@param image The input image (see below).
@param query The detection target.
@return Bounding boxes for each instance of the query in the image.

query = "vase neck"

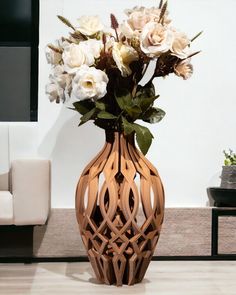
[105,130,135,146]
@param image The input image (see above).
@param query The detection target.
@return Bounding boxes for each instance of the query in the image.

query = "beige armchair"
[0,159,50,226]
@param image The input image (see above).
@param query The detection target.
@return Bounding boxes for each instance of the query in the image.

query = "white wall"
[1,0,236,207]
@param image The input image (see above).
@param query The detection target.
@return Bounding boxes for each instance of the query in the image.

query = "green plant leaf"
[134,123,154,155]
[97,111,117,119]
[115,90,132,111]
[134,95,159,113]
[142,107,166,123]
[125,105,142,120]
[94,119,116,130]
[122,117,136,135]
[73,100,95,115]
[133,83,159,112]
[79,108,97,126]
[122,117,153,155]
[95,101,106,111]
[135,83,155,99]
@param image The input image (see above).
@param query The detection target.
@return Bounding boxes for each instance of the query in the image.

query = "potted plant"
[207,150,236,207]
[221,149,236,189]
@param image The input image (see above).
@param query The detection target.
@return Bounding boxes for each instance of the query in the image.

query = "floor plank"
[0,261,235,294]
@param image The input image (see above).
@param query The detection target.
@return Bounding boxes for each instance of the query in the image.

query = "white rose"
[46,48,62,65]
[46,82,65,103]
[171,30,190,59]
[140,22,173,57]
[76,15,103,36]
[112,42,139,77]
[122,7,171,38]
[174,59,193,80]
[79,39,103,59]
[50,65,72,95]
[128,11,152,31]
[120,9,154,39]
[62,43,94,73]
[72,65,108,100]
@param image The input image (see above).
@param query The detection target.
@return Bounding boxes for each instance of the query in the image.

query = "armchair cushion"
[11,159,50,225]
[0,191,13,225]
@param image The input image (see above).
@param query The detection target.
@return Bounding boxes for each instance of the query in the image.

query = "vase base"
[88,249,153,286]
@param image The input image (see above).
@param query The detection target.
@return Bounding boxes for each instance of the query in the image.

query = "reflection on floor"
[0,261,236,294]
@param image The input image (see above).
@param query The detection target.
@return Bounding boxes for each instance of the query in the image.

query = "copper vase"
[75,131,165,286]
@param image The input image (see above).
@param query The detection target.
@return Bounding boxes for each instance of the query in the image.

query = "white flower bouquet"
[46,1,201,154]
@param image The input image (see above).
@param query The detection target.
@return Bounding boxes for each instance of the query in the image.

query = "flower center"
[149,29,164,46]
[83,80,94,88]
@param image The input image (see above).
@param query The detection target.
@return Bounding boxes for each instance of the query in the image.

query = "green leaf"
[134,123,154,155]
[122,117,136,135]
[97,111,117,119]
[94,119,116,130]
[122,117,153,155]
[135,83,155,99]
[134,95,159,113]
[142,107,166,124]
[125,105,142,120]
[95,101,106,111]
[134,83,159,112]
[67,107,76,111]
[73,100,95,115]
[79,108,97,126]
[115,90,132,111]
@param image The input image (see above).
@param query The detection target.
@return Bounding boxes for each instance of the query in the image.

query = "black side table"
[212,208,236,257]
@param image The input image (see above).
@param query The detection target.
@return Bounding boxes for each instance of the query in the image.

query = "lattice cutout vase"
[76,132,165,286]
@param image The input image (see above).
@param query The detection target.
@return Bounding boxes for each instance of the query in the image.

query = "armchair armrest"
[11,159,51,225]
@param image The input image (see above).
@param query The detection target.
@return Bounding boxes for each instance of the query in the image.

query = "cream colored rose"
[79,39,103,59]
[128,11,153,31]
[62,43,94,74]
[171,30,190,59]
[120,7,163,39]
[46,48,62,65]
[112,42,139,77]
[140,22,173,57]
[174,59,193,80]
[120,11,152,39]
[50,65,72,93]
[46,82,64,103]
[72,65,108,100]
[77,15,103,36]
[123,6,171,28]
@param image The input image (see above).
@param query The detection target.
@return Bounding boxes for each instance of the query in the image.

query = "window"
[0,0,39,121]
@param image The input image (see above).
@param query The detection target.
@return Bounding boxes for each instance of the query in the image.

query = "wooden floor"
[0,261,236,294]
